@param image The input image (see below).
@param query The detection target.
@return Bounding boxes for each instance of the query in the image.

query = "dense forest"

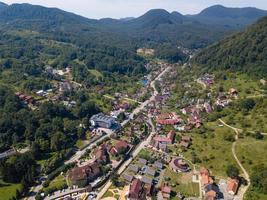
[0,86,100,152]
[193,16,267,78]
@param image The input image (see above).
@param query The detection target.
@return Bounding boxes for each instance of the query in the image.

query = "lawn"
[43,174,67,193]
[0,180,21,200]
[164,168,199,198]
[211,73,263,98]
[183,121,239,177]
[88,69,103,79]
[75,139,89,150]
[235,137,267,175]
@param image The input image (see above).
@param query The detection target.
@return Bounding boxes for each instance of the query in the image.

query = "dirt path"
[219,119,251,200]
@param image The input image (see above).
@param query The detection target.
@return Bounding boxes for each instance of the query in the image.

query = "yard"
[0,180,21,200]
[43,174,67,193]
[164,168,199,198]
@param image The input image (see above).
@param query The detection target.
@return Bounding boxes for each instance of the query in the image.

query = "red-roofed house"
[109,140,129,156]
[161,186,171,200]
[128,179,145,200]
[227,178,239,195]
[156,112,182,125]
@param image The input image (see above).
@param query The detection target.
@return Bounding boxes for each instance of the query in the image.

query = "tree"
[111,174,119,187]
[226,165,239,178]
[255,132,264,140]
[50,132,66,151]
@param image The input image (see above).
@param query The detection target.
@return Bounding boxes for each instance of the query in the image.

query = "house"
[90,113,118,129]
[15,92,35,105]
[204,184,220,200]
[229,88,238,97]
[144,183,154,197]
[154,161,163,170]
[129,164,140,173]
[187,114,202,128]
[180,136,192,149]
[197,74,214,87]
[200,168,213,188]
[139,158,148,165]
[152,130,176,149]
[109,140,129,156]
[123,173,134,183]
[169,158,190,172]
[145,168,156,177]
[161,185,171,200]
[93,145,109,164]
[180,141,190,149]
[227,178,239,195]
[156,112,182,125]
[181,106,199,115]
[128,179,146,200]
[68,162,101,186]
[59,81,73,92]
[141,176,153,185]
[204,102,213,113]
[260,79,266,85]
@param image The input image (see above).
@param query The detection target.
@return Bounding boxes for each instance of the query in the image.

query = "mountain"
[0,3,146,77]
[0,1,7,11]
[189,5,267,28]
[193,16,267,77]
[100,9,231,49]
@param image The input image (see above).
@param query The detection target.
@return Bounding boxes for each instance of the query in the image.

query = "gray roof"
[146,168,156,177]
[139,158,148,165]
[154,161,163,169]
[123,173,133,182]
[90,113,115,123]
[129,164,139,173]
[141,176,153,185]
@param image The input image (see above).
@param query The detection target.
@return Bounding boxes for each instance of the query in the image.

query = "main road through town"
[25,66,171,200]
[95,67,171,200]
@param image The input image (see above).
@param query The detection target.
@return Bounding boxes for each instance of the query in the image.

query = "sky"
[2,0,267,19]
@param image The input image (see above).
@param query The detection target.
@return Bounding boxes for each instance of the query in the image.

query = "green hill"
[189,5,267,28]
[193,16,267,78]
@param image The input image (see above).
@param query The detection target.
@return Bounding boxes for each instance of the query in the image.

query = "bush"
[226,165,239,178]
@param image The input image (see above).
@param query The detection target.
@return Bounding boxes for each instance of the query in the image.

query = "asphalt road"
[25,66,171,200]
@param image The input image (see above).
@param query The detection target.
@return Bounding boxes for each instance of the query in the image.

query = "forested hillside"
[189,5,267,28]
[193,16,267,78]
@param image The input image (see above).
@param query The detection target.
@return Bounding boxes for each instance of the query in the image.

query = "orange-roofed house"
[227,178,239,195]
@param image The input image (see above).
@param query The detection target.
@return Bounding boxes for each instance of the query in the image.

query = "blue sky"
[2,0,267,19]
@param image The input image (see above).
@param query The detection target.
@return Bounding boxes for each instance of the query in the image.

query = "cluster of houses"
[68,162,102,187]
[197,74,215,88]
[150,130,176,152]
[200,168,240,200]
[110,100,131,119]
[15,92,36,105]
[69,140,130,187]
[123,158,166,200]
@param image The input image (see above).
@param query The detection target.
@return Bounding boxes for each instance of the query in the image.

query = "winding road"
[219,119,251,200]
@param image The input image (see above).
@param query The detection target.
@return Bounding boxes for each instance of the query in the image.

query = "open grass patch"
[183,121,239,177]
[164,168,199,197]
[0,180,21,200]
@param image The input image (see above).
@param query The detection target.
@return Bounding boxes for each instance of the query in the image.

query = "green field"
[0,180,21,200]
[88,69,103,79]
[164,168,199,199]
[183,121,239,177]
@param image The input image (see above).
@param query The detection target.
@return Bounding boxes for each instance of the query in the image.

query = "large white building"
[90,113,117,129]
